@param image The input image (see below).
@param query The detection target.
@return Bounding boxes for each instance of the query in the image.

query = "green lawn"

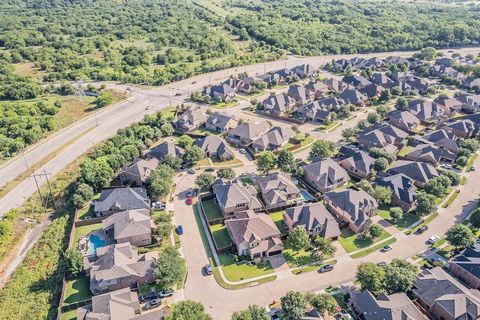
[283,246,320,268]
[63,274,92,305]
[350,238,397,259]
[466,153,478,172]
[269,211,288,235]
[218,254,274,282]
[437,244,457,260]
[73,223,102,246]
[202,198,223,221]
[377,209,420,230]
[338,228,391,253]
[398,145,413,157]
[76,193,99,220]
[442,190,460,208]
[210,224,232,249]
[160,107,177,120]
[61,309,77,320]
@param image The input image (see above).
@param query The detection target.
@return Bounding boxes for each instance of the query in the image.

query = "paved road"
[2,47,480,217]
[174,153,480,320]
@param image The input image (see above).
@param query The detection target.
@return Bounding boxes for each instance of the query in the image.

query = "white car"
[152,202,166,210]
[427,235,440,245]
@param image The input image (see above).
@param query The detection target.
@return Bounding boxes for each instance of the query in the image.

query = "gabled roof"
[120,158,159,183]
[406,143,442,164]
[291,63,316,76]
[226,210,281,244]
[359,83,385,98]
[442,119,477,135]
[146,141,185,161]
[408,100,444,121]
[213,180,262,212]
[303,158,350,188]
[95,188,150,213]
[176,108,207,126]
[211,83,235,96]
[102,209,152,241]
[389,160,439,184]
[253,173,300,207]
[423,129,459,151]
[339,148,375,174]
[287,85,308,102]
[228,121,271,141]
[304,81,328,93]
[451,242,480,280]
[342,75,372,88]
[389,110,421,130]
[339,88,368,104]
[325,189,377,227]
[252,126,295,150]
[263,93,295,113]
[296,100,331,120]
[316,97,345,109]
[194,135,234,159]
[371,73,395,86]
[377,173,416,205]
[285,203,340,239]
[79,288,141,320]
[206,112,238,130]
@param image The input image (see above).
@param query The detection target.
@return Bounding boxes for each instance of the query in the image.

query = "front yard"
[202,198,224,221]
[72,223,102,246]
[210,224,232,249]
[218,254,274,282]
[338,228,391,253]
[283,246,318,268]
[63,274,91,305]
[378,209,420,230]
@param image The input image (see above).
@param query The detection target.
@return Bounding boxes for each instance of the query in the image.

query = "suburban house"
[434,97,464,116]
[350,290,427,320]
[357,124,408,153]
[464,77,480,90]
[174,108,207,132]
[441,119,477,138]
[389,160,439,188]
[118,158,159,187]
[337,146,376,179]
[272,68,293,84]
[407,77,430,93]
[304,81,329,100]
[85,242,157,294]
[283,203,341,239]
[226,121,271,146]
[226,210,283,258]
[287,85,309,106]
[371,73,396,89]
[376,173,417,212]
[404,143,443,166]
[359,83,385,98]
[291,63,317,78]
[212,179,263,218]
[408,100,444,123]
[295,100,331,123]
[146,141,185,162]
[253,173,301,210]
[194,135,234,161]
[422,129,459,154]
[413,267,480,320]
[324,189,378,233]
[325,78,348,92]
[101,209,153,246]
[436,57,455,66]
[303,159,350,193]
[316,97,345,110]
[388,110,421,133]
[251,126,295,152]
[94,188,151,217]
[205,112,238,133]
[262,93,296,115]
[208,83,236,101]
[342,75,372,89]
[76,288,163,320]
[449,243,480,290]
[457,94,480,113]
[339,88,368,106]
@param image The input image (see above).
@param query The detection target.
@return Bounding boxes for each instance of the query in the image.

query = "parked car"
[158,288,174,298]
[204,264,213,275]
[152,202,166,210]
[139,291,157,303]
[380,245,392,252]
[416,226,428,234]
[377,261,387,267]
[187,168,196,174]
[427,235,440,245]
[239,149,247,154]
[186,188,194,197]
[472,165,477,171]
[205,167,215,172]
[186,197,193,205]
[176,225,184,235]
[175,92,182,96]
[143,298,161,310]
[318,264,334,273]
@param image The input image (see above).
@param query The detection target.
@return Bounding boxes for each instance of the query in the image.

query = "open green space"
[202,198,224,221]
[377,209,420,230]
[210,224,232,249]
[338,228,391,253]
[218,254,274,282]
[73,223,102,247]
[269,210,288,235]
[63,275,92,305]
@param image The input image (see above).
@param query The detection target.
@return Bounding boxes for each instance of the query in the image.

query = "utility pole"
[43,169,57,210]
[30,172,47,213]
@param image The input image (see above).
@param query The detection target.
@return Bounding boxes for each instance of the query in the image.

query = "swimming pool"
[86,234,106,255]
[299,189,315,202]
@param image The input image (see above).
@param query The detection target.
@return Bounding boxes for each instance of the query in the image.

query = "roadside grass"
[292,260,337,275]
[338,228,391,253]
[466,153,478,172]
[377,209,420,230]
[213,158,243,167]
[218,254,274,282]
[435,188,452,205]
[72,223,102,247]
[283,246,317,268]
[350,238,397,259]
[437,244,457,260]
[269,210,288,235]
[460,176,467,185]
[408,212,439,235]
[210,224,232,249]
[194,158,212,168]
[63,274,91,305]
[202,198,223,221]
[442,190,460,208]
[432,238,447,249]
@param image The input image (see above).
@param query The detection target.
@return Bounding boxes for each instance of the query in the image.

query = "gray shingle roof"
[451,242,480,280]
[376,173,416,205]
[284,203,340,239]
[213,180,262,213]
[325,189,377,228]
[206,112,238,131]
[303,158,350,190]
[408,100,444,122]
[94,188,150,214]
[102,209,152,241]
[251,126,295,151]
[253,173,300,208]
[228,121,271,142]
[194,135,234,159]
[389,160,439,185]
[146,141,185,161]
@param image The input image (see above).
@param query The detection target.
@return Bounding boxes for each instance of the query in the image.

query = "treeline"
[225,0,480,55]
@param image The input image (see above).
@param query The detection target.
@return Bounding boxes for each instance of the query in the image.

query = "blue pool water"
[87,234,106,255]
[300,189,315,202]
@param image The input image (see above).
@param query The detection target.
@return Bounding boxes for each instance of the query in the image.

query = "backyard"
[202,198,224,221]
[377,208,420,230]
[63,274,91,305]
[218,254,274,282]
[210,224,232,249]
[72,223,102,246]
[269,211,288,235]
[338,228,391,253]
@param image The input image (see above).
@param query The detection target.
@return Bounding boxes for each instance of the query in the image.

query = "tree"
[277,149,296,173]
[72,182,94,208]
[95,92,113,109]
[288,226,310,251]
[148,164,175,200]
[456,155,468,167]
[446,224,476,249]
[342,128,357,140]
[414,47,438,60]
[376,105,390,118]
[160,123,174,136]
[384,259,417,293]
[425,176,451,197]
[309,140,336,160]
[441,170,460,186]
[368,224,383,239]
[379,89,391,102]
[178,135,194,148]
[374,157,388,172]
[356,179,373,193]
[470,208,480,228]
[308,293,337,316]
[184,145,205,164]
[155,246,184,289]
[163,154,183,170]
[281,291,306,320]
[63,249,84,277]
[389,207,404,222]
[367,112,381,124]
[370,186,392,206]
[218,167,236,180]
[312,236,336,259]
[195,172,216,190]
[231,305,269,320]
[166,300,212,320]
[416,192,436,216]
[355,262,386,296]
[256,151,276,174]
[395,97,409,111]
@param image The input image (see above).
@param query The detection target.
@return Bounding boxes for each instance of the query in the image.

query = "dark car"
[176,225,184,235]
[143,298,161,310]
[380,245,392,252]
[318,264,334,273]
[139,291,157,303]
[416,226,428,234]
[205,167,215,172]
[158,288,174,298]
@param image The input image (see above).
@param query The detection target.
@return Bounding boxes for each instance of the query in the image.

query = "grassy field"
[338,228,391,253]
[202,198,223,221]
[72,223,102,247]
[210,223,232,249]
[269,210,288,235]
[63,274,91,305]
[377,209,420,230]
[218,254,274,282]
